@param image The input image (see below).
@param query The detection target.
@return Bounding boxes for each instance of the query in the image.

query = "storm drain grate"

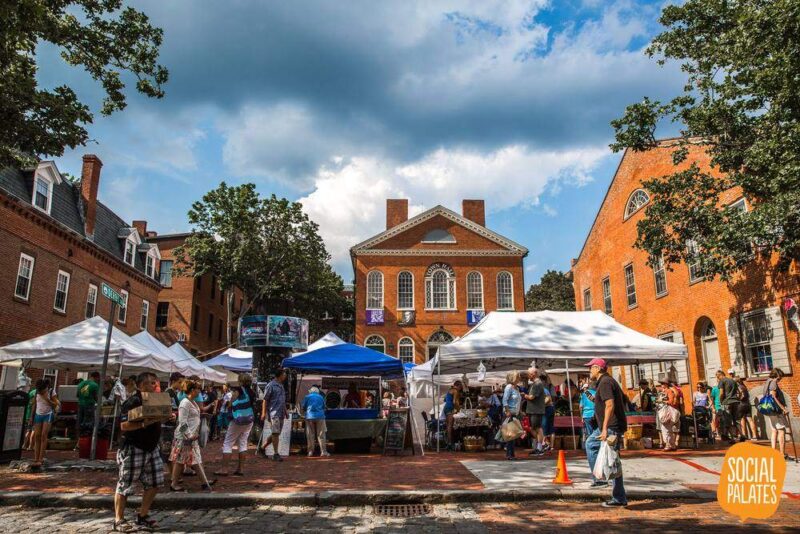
[374,504,432,517]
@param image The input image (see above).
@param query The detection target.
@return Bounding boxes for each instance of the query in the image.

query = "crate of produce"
[624,437,643,450]
[462,435,485,452]
[624,424,643,440]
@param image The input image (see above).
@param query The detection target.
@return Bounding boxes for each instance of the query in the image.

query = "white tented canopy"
[133,332,226,383]
[0,316,178,374]
[292,332,346,356]
[435,310,689,374]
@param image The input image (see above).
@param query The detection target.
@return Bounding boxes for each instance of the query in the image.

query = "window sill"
[688,277,706,286]
[52,309,67,316]
[397,308,415,312]
[424,308,458,312]
[12,295,30,305]
[627,304,639,311]
[655,291,669,300]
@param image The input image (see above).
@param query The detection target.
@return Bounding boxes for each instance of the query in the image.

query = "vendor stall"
[133,331,226,382]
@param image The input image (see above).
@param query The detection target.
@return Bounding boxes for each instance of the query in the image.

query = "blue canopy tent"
[281,343,404,377]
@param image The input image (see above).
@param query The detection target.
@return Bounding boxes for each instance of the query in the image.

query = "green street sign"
[101,283,126,308]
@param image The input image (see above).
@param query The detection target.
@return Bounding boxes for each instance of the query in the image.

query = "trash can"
[0,390,29,463]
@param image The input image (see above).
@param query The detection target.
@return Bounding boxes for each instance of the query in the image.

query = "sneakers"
[321,451,331,457]
[307,452,315,457]
[529,449,543,456]
[589,481,609,488]
[601,500,627,508]
[272,454,283,462]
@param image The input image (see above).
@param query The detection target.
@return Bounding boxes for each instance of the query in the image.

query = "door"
[701,321,721,385]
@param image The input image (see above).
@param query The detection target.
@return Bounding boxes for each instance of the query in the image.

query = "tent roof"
[436,310,688,374]
[282,343,404,377]
[203,348,252,373]
[293,332,345,356]
[133,333,226,383]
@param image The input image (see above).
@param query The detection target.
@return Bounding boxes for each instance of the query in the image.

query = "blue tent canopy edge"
[281,343,404,377]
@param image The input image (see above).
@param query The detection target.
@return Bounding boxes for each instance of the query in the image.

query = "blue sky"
[41,0,683,284]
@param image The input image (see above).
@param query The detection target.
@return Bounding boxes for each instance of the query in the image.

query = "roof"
[350,204,528,257]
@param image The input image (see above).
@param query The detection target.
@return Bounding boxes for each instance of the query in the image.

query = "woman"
[656,379,680,451]
[763,368,790,458]
[301,386,329,457]
[443,382,461,450]
[501,371,522,460]
[169,380,216,492]
[215,374,255,476]
[541,373,555,452]
[22,386,37,451]
[693,383,710,412]
[31,379,59,469]
[579,384,597,442]
[735,378,757,441]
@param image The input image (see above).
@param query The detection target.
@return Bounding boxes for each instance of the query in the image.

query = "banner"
[239,315,268,347]
[239,315,309,349]
[366,309,384,325]
[467,309,485,326]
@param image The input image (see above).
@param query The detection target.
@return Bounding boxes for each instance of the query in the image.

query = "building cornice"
[353,248,525,257]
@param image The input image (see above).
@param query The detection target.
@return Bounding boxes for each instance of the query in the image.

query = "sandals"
[136,514,159,530]
[169,485,187,492]
[112,519,135,532]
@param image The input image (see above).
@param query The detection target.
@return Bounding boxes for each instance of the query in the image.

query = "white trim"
[14,253,35,301]
[53,269,71,313]
[124,238,136,266]
[32,173,54,215]
[582,287,592,311]
[118,289,129,324]
[364,334,386,353]
[366,270,384,310]
[396,270,415,311]
[85,283,98,319]
[624,263,637,308]
[623,189,650,220]
[466,271,484,310]
[398,336,415,364]
[355,249,524,257]
[496,271,514,310]
[140,300,149,331]
[145,251,157,278]
[653,254,668,297]
[425,266,457,310]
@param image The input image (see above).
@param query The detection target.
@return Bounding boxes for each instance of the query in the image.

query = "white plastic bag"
[592,441,623,480]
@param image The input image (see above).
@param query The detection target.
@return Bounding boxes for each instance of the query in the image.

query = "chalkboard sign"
[383,408,410,453]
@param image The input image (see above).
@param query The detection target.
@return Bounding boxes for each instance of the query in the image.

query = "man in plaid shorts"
[113,372,172,532]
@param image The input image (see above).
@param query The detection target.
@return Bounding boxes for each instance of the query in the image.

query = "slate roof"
[0,165,155,277]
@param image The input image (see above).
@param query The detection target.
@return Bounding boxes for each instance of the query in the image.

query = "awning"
[282,343,404,377]
[132,332,226,383]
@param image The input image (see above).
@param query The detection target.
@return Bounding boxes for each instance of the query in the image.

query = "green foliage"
[525,270,575,312]
[610,0,800,279]
[1,0,168,167]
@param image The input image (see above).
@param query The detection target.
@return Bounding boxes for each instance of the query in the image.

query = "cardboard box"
[127,392,172,422]
[624,437,644,450]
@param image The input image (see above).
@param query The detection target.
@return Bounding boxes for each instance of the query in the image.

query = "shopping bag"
[198,417,209,448]
[658,405,680,426]
[592,441,623,481]
[278,417,291,457]
[500,417,524,442]
[757,393,779,416]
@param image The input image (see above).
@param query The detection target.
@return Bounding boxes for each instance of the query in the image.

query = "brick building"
[571,140,799,429]
[148,233,242,359]
[0,156,162,389]
[351,199,527,364]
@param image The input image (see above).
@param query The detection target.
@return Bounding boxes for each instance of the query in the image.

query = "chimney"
[80,154,103,239]
[386,199,408,230]
[462,199,485,226]
[146,231,158,238]
[132,220,148,238]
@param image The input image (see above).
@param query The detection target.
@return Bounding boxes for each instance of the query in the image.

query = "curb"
[0,487,715,509]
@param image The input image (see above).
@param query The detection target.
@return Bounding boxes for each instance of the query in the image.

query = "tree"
[173,183,349,378]
[610,0,800,280]
[1,0,168,167]
[525,270,575,312]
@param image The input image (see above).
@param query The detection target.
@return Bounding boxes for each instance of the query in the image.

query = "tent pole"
[565,360,576,449]
[685,357,699,450]
[436,355,441,453]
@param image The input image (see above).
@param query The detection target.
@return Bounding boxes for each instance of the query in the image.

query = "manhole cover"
[374,504,432,517]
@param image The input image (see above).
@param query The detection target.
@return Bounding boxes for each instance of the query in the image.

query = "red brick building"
[571,140,799,428]
[0,156,162,389]
[351,199,527,364]
[148,233,242,359]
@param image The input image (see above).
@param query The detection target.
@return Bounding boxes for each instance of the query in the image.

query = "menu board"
[384,408,409,452]
[3,405,24,452]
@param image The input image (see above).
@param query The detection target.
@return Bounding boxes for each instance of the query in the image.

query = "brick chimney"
[132,220,148,238]
[80,155,103,239]
[462,199,485,226]
[386,199,408,230]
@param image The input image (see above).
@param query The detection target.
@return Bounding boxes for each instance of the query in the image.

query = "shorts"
[528,414,543,431]
[268,415,284,435]
[116,445,164,496]
[725,403,741,423]
[736,403,752,420]
[767,414,788,431]
[33,413,54,425]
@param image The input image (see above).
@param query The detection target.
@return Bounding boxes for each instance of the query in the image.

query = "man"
[524,367,547,456]
[301,386,329,457]
[113,372,172,532]
[165,372,184,411]
[717,369,741,444]
[259,369,288,461]
[584,358,628,506]
[76,372,100,431]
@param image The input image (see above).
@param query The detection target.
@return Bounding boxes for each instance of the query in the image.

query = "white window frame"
[740,310,774,375]
[85,283,98,319]
[118,289,129,324]
[653,254,668,297]
[602,276,612,315]
[124,238,136,266]
[686,239,705,283]
[53,270,70,313]
[425,268,457,310]
[624,189,650,220]
[397,271,414,310]
[140,300,149,331]
[33,174,54,214]
[366,270,384,310]
[398,337,415,364]
[14,253,35,301]
[159,259,173,287]
[43,368,58,387]
[145,252,156,279]
[496,271,514,310]
[624,263,637,308]
[364,334,386,354]
[583,288,592,311]
[466,271,484,310]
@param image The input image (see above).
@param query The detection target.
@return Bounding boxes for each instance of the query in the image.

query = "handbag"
[500,417,524,442]
[757,393,779,416]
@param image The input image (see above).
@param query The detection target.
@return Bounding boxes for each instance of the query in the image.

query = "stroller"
[684,407,714,444]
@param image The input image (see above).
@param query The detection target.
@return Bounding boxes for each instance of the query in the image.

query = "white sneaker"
[307,452,314,457]
[321,452,331,457]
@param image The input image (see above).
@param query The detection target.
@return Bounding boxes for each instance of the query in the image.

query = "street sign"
[101,283,126,308]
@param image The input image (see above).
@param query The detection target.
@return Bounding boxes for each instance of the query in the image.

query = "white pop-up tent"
[0,316,178,375]
[133,331,226,383]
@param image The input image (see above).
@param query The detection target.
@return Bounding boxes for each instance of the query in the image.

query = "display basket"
[462,436,485,452]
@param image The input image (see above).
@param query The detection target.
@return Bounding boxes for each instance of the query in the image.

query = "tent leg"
[685,359,699,450]
[565,361,576,450]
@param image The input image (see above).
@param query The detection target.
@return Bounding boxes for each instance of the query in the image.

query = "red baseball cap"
[585,358,607,369]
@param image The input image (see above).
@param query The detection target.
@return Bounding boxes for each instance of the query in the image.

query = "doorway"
[700,320,721,386]
[427,330,454,361]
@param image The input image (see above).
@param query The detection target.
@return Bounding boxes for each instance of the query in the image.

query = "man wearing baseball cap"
[584,358,628,507]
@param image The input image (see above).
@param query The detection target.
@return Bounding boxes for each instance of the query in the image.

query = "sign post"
[91,283,125,461]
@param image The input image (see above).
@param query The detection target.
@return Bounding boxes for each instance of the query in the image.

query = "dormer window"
[124,238,136,266]
[141,244,161,279]
[118,227,142,268]
[145,253,155,278]
[31,161,62,215]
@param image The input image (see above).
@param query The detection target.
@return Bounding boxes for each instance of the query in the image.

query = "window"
[467,272,483,309]
[192,304,200,331]
[653,254,667,297]
[624,189,649,219]
[159,260,173,287]
[497,271,513,310]
[156,302,169,328]
[397,271,414,310]
[624,264,637,308]
[208,313,214,338]
[741,312,773,373]
[15,253,35,300]
[364,335,385,353]
[218,318,223,343]
[85,284,97,319]
[421,229,456,243]
[398,337,415,364]
[34,175,53,213]
[140,300,149,330]
[195,276,202,290]
[582,288,592,311]
[145,253,155,279]
[686,239,704,282]
[366,271,384,309]
[124,239,135,266]
[53,270,70,313]
[43,368,58,386]
[118,289,128,323]
[427,330,454,360]
[602,277,612,315]
[211,276,216,299]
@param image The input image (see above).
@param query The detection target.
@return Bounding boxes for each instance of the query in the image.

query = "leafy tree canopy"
[610,0,800,280]
[1,0,168,167]
[525,270,575,312]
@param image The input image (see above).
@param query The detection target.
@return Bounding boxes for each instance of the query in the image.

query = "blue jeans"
[505,438,515,458]
[586,428,627,504]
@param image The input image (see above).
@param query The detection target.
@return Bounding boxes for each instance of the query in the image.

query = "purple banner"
[366,309,385,325]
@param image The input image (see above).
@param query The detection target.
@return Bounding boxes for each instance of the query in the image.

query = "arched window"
[398,337,415,364]
[364,335,385,353]
[467,271,483,310]
[497,271,514,310]
[421,228,456,243]
[366,271,383,309]
[624,189,650,219]
[427,330,454,360]
[425,263,456,310]
[397,271,414,310]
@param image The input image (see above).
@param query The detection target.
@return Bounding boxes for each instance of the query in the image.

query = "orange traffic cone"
[552,449,573,484]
